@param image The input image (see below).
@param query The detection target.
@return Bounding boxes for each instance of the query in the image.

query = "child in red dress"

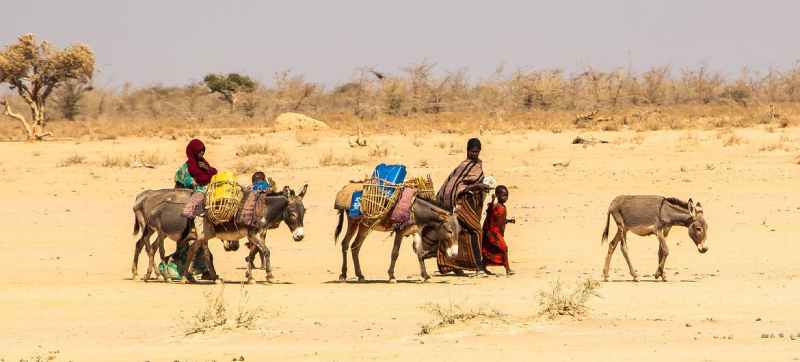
[481,185,515,275]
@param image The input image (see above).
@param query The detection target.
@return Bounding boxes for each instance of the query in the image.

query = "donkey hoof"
[389,278,397,284]
[632,276,639,282]
[180,277,191,284]
[214,278,224,285]
[338,275,347,282]
[421,276,431,283]
[356,276,365,282]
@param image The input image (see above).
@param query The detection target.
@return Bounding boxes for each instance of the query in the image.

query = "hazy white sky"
[3,1,799,87]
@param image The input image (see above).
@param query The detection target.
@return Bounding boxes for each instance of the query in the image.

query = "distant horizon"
[3,1,800,88]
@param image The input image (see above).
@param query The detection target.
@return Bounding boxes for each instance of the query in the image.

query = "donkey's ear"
[282,186,291,196]
[298,184,308,199]
[688,198,696,217]
[695,202,704,214]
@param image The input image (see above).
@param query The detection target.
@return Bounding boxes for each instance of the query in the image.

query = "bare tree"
[0,34,94,140]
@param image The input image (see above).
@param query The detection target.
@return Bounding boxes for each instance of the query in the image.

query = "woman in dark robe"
[436,138,492,274]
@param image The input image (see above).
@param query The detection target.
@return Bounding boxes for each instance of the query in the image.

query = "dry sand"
[1,127,799,361]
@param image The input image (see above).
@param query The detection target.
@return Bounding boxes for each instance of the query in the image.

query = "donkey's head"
[687,199,708,253]
[281,184,308,241]
[429,206,461,258]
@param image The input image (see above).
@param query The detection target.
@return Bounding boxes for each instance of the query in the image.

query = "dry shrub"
[182,284,267,336]
[435,141,447,149]
[101,155,132,168]
[101,152,165,168]
[295,130,320,146]
[236,143,281,157]
[538,279,600,320]
[419,302,504,335]
[368,145,389,158]
[722,133,745,147]
[419,159,429,167]
[58,154,86,167]
[412,139,424,147]
[319,151,366,167]
[759,135,793,152]
[134,151,166,166]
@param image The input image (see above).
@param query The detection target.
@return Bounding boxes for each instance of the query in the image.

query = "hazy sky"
[3,1,799,88]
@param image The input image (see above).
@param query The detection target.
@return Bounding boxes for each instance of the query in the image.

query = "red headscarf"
[186,139,217,186]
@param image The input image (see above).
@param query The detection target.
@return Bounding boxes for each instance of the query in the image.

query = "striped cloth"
[437,192,485,272]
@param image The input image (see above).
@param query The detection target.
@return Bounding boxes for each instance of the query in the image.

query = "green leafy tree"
[0,34,94,140]
[203,73,257,109]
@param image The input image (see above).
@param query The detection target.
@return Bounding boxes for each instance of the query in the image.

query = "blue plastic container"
[349,190,363,218]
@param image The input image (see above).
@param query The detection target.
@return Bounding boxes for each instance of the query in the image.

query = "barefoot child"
[481,185,516,275]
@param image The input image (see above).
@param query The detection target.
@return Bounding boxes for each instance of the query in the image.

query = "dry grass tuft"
[319,151,366,167]
[759,135,793,152]
[722,133,745,147]
[538,279,601,320]
[295,130,320,146]
[368,145,389,158]
[236,143,281,157]
[101,155,132,168]
[100,152,165,168]
[58,154,86,167]
[182,284,267,336]
[419,302,504,335]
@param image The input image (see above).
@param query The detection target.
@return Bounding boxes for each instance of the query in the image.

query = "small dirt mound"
[273,113,329,131]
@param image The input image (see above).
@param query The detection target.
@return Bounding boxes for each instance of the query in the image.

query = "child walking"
[481,185,515,275]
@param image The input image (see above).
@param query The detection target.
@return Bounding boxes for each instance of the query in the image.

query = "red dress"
[481,203,509,267]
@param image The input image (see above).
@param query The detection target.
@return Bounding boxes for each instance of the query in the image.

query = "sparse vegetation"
[538,279,601,320]
[182,284,267,336]
[759,135,793,152]
[722,133,745,147]
[101,155,131,168]
[368,145,388,158]
[295,130,320,146]
[319,152,366,167]
[57,154,86,167]
[419,302,504,335]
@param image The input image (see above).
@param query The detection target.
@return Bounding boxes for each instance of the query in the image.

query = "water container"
[349,190,363,218]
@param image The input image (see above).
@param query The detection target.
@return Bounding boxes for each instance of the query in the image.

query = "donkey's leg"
[143,233,165,281]
[132,229,148,279]
[339,219,358,281]
[180,239,205,284]
[244,243,258,284]
[413,234,431,282]
[602,230,622,282]
[387,232,404,283]
[619,231,638,282]
[655,231,669,282]
[351,227,370,282]
[248,232,272,282]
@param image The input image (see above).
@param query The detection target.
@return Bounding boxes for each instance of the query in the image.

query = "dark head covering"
[185,139,217,186]
[467,138,481,150]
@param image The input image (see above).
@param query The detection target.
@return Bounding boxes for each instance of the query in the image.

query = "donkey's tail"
[133,213,141,236]
[334,209,344,245]
[601,211,611,244]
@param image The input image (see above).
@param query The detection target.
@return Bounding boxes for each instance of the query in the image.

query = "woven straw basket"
[205,172,243,224]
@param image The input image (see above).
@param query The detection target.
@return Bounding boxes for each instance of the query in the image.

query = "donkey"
[132,185,307,283]
[601,195,708,282]
[333,189,460,282]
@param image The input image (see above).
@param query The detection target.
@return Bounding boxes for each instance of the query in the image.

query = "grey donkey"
[333,187,461,282]
[132,185,307,283]
[601,195,708,282]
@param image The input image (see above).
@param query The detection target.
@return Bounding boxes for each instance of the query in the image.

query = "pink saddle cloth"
[390,188,417,226]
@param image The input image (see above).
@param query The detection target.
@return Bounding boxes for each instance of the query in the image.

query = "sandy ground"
[1,127,799,362]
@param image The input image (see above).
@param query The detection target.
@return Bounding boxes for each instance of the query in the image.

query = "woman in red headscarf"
[176,139,217,191]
